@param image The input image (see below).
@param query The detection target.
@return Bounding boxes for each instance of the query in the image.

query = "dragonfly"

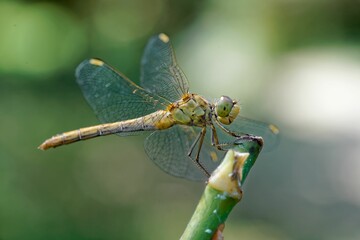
[38,33,279,180]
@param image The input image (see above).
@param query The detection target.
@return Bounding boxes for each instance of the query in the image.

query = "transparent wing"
[144,125,226,181]
[140,33,189,102]
[221,116,280,151]
[76,59,171,124]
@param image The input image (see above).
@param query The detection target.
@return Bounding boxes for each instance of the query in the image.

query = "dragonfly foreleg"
[187,127,210,177]
[214,119,243,137]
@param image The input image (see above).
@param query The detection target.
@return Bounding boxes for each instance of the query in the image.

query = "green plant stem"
[180,137,263,240]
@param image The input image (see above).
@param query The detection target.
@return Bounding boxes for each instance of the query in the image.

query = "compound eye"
[215,96,234,117]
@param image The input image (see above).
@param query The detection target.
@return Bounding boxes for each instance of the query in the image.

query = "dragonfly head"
[214,96,240,125]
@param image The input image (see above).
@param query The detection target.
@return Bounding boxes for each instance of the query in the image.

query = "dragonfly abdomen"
[38,111,170,150]
[38,123,117,150]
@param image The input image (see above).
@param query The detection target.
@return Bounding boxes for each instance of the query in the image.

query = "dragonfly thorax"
[214,96,240,125]
[170,93,212,127]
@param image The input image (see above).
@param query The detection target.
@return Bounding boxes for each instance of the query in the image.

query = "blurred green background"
[1,0,360,239]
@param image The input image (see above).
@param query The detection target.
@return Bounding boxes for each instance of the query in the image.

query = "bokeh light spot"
[0,2,86,79]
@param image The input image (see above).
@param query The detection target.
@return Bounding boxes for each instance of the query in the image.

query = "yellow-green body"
[39,93,237,150]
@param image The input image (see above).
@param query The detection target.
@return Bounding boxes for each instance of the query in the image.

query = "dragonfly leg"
[212,120,263,150]
[188,129,202,157]
[214,119,243,137]
[210,124,222,150]
[187,127,210,177]
[211,121,244,151]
